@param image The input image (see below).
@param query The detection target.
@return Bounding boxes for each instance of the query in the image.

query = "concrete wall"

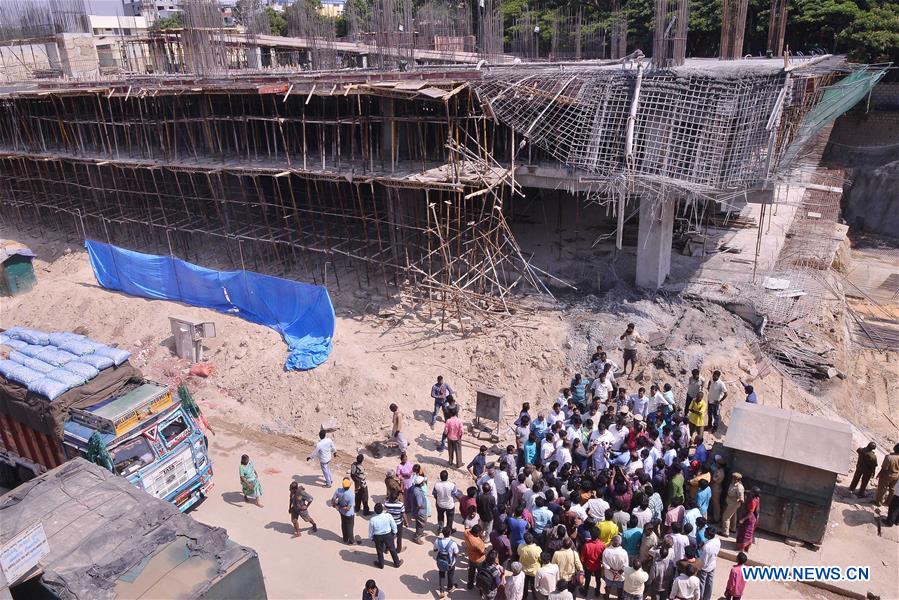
[56,33,100,79]
[843,160,899,241]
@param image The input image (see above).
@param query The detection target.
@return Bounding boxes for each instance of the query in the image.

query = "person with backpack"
[476,549,504,600]
[433,526,460,596]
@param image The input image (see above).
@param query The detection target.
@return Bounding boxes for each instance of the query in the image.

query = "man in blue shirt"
[532,497,554,537]
[742,381,758,404]
[621,515,644,557]
[467,445,488,480]
[531,413,549,440]
[507,506,529,557]
[332,477,356,545]
[369,503,401,569]
[695,479,712,518]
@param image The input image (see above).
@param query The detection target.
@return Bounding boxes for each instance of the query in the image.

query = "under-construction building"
[0,0,886,329]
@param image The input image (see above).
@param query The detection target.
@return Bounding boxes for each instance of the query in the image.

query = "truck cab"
[62,382,213,511]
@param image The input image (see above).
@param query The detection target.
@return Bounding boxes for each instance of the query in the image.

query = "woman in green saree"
[239,454,264,507]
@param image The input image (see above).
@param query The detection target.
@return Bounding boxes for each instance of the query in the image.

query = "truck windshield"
[112,436,155,476]
[160,413,189,447]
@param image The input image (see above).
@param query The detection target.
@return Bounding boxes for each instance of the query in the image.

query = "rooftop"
[724,403,853,474]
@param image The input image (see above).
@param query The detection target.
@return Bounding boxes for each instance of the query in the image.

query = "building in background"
[320,0,345,17]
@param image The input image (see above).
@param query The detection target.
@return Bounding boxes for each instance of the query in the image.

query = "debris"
[189,363,215,378]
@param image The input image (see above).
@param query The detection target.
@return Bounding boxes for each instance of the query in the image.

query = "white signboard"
[0,522,49,585]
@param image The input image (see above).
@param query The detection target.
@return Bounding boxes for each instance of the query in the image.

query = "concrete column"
[636,195,675,289]
[245,47,262,69]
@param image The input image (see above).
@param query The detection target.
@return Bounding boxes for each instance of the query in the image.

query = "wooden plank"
[257,83,290,95]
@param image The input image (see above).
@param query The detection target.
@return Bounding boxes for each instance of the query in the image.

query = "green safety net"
[777,67,887,171]
[178,384,200,420]
[87,431,114,473]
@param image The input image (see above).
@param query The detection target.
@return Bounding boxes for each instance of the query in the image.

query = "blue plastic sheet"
[85,240,335,370]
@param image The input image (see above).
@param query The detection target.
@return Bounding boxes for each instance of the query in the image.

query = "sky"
[83,0,125,16]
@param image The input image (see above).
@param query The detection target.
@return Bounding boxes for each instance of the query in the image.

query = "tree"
[839,1,899,63]
[152,12,184,30]
[266,7,288,36]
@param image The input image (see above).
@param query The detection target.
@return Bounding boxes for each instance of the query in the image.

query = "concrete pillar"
[636,195,675,289]
[44,42,63,72]
[245,47,262,69]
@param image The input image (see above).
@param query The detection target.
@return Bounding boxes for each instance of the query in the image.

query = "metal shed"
[724,403,852,544]
[0,242,36,297]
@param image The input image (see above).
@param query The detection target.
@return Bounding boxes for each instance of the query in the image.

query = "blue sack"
[28,377,72,400]
[35,348,79,367]
[94,346,131,366]
[78,353,115,370]
[45,368,87,387]
[9,351,55,374]
[4,327,50,346]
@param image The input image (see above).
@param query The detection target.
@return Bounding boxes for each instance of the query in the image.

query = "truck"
[0,327,213,511]
[0,458,266,599]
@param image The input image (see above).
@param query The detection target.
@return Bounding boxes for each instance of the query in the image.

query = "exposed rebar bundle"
[477,0,504,59]
[610,0,627,60]
[0,0,89,42]
[719,0,749,60]
[651,0,689,68]
[286,0,337,70]
[767,0,788,57]
[181,0,233,75]
[416,2,473,53]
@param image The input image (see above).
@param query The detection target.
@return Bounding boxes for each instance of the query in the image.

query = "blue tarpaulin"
[85,240,334,370]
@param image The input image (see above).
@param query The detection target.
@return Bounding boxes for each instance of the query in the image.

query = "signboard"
[1,522,49,585]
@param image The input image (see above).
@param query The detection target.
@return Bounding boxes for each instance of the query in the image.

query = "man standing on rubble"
[706,371,727,435]
[431,375,454,429]
[390,403,409,451]
[619,323,643,380]
[686,369,705,414]
[307,429,337,488]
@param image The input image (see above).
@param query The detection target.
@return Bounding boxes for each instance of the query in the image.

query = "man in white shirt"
[697,526,721,600]
[668,523,690,562]
[586,495,610,521]
[706,370,728,434]
[432,470,460,533]
[535,553,560,597]
[670,564,701,600]
[590,374,612,403]
[554,441,573,471]
[619,323,643,379]
[608,417,629,452]
[493,464,511,507]
[629,387,649,417]
[505,561,525,600]
[307,430,337,487]
[601,535,629,597]
[547,402,565,428]
[477,464,499,502]
[591,425,615,471]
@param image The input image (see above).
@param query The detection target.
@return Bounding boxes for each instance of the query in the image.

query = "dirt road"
[191,420,841,600]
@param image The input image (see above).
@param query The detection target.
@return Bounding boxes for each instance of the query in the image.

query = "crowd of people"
[234,324,898,600]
